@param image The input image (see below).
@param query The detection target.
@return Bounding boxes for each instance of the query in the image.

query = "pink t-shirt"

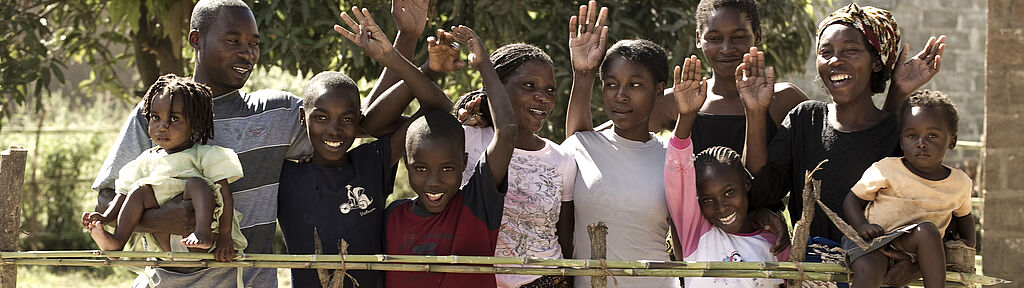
[665,136,789,288]
[462,126,577,288]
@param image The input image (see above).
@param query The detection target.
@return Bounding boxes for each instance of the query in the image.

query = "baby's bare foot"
[88,221,123,252]
[181,231,213,249]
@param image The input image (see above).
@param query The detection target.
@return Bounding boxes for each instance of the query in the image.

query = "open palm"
[428,29,466,73]
[568,0,608,73]
[450,25,486,69]
[890,35,945,96]
[392,0,428,34]
[735,47,774,111]
[334,7,393,61]
[672,56,707,115]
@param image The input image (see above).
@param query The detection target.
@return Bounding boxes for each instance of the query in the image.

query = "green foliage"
[19,134,105,251]
[2,0,820,140]
[0,1,66,131]
[251,0,819,142]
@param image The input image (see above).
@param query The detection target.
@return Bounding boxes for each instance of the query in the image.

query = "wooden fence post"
[588,222,608,288]
[1,146,28,288]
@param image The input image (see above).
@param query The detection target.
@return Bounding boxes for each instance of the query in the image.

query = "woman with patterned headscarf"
[737,4,945,284]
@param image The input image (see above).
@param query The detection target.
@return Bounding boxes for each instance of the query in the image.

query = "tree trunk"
[132,0,184,97]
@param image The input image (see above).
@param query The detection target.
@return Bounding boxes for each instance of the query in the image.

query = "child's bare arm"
[670,56,707,140]
[84,192,126,226]
[337,7,453,165]
[450,25,516,183]
[953,212,976,248]
[565,1,608,138]
[882,35,946,113]
[737,47,775,175]
[843,192,884,241]
[213,179,235,262]
[363,0,430,109]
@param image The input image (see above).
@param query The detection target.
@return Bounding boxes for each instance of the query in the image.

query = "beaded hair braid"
[141,74,216,144]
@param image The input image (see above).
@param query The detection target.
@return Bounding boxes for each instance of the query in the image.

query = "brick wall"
[983,0,1024,285]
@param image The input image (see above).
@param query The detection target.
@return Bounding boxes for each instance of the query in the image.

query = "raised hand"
[392,0,428,35]
[672,55,708,116]
[334,7,393,61]
[889,35,945,96]
[457,96,490,127]
[735,47,775,112]
[568,0,608,74]
[449,25,487,69]
[427,29,466,73]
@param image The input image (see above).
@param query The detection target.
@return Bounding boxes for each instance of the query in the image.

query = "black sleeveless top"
[691,112,777,154]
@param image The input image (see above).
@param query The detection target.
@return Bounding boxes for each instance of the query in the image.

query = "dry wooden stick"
[788,160,828,288]
[587,222,610,288]
[814,197,869,250]
[314,228,332,288]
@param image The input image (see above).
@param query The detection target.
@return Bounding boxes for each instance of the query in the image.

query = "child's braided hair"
[452,43,554,120]
[694,146,752,184]
[141,74,216,144]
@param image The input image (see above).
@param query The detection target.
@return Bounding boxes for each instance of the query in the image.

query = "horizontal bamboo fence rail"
[0,250,1010,286]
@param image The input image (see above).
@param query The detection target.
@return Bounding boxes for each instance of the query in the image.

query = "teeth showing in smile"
[324,140,342,148]
[233,67,251,74]
[829,74,852,82]
[528,108,547,116]
[425,192,444,201]
[719,212,737,225]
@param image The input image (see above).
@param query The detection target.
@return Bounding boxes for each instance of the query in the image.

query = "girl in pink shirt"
[664,56,790,287]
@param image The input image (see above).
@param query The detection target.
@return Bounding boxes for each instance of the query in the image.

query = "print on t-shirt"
[338,184,374,215]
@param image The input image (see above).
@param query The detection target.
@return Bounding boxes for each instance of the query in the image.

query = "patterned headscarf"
[816,3,902,72]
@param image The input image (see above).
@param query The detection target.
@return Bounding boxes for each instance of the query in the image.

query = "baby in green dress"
[82,74,246,262]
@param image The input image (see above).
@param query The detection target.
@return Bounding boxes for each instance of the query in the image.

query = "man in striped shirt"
[91,0,310,286]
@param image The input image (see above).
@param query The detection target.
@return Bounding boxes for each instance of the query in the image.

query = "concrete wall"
[983,0,1024,285]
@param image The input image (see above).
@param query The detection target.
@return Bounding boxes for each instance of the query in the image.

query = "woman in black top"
[741,3,946,242]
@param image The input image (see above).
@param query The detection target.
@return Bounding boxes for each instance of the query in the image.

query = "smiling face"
[504,60,557,134]
[147,94,194,153]
[698,7,760,78]
[899,106,957,178]
[601,56,663,140]
[406,136,467,214]
[192,7,260,96]
[816,24,882,105]
[696,164,754,234]
[304,88,361,167]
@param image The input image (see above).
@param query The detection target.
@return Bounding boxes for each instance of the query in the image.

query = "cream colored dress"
[115,144,247,252]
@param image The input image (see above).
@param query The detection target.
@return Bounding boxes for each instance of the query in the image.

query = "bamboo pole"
[0,250,844,271]
[1,258,1005,286]
[0,146,28,288]
[0,251,1010,286]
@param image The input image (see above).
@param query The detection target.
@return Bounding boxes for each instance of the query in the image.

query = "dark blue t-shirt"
[278,136,396,288]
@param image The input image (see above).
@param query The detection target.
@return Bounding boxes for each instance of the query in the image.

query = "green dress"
[115,144,247,252]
